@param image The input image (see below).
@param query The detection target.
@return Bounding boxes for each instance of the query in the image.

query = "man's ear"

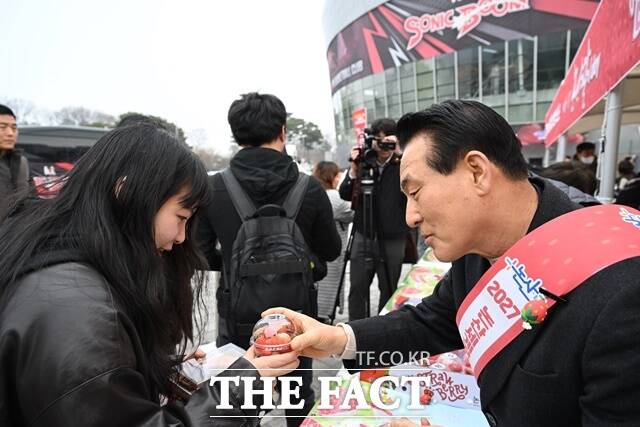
[279,125,286,143]
[462,150,492,196]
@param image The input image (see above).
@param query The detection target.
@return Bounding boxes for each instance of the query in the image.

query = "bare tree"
[53,106,115,127]
[192,146,230,172]
[0,98,38,124]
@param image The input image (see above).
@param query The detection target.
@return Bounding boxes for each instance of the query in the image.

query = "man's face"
[0,115,18,151]
[373,131,395,162]
[577,148,595,164]
[400,134,479,262]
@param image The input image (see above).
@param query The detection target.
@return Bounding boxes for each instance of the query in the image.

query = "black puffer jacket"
[0,255,261,427]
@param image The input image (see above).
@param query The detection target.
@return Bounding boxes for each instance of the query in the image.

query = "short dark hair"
[539,161,597,195]
[371,118,396,136]
[397,100,529,180]
[618,158,635,175]
[0,104,16,118]
[228,92,287,147]
[576,142,596,153]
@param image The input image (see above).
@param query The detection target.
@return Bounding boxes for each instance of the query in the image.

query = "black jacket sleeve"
[338,172,354,202]
[344,271,463,371]
[308,180,341,263]
[30,358,262,427]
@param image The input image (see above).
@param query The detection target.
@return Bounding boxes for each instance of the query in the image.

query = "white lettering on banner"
[331,60,364,89]
[404,0,530,48]
[620,207,640,228]
[631,0,640,40]
[459,265,530,370]
[570,40,601,111]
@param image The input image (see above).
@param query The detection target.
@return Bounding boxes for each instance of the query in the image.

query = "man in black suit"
[267,100,640,426]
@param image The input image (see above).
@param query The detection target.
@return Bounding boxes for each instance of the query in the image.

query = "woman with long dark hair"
[0,124,299,426]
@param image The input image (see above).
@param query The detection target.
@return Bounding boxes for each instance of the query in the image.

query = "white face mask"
[580,155,595,165]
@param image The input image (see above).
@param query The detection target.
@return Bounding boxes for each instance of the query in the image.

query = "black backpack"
[220,168,317,336]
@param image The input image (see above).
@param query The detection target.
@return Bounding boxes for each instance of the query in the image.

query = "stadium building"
[322,0,599,166]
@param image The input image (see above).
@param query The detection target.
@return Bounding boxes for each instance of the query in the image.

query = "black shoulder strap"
[282,173,309,219]
[220,168,256,222]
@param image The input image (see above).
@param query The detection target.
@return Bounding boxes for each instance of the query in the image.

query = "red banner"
[352,108,367,147]
[544,0,640,146]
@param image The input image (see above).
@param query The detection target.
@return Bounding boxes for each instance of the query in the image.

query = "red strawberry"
[273,333,292,345]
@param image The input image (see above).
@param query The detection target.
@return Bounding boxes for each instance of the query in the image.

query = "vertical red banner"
[545,0,640,145]
[352,107,368,147]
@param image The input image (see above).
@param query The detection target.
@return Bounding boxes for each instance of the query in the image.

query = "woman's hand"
[262,307,348,358]
[243,346,300,377]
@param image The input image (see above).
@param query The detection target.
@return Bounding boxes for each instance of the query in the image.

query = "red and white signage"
[352,107,367,147]
[457,205,640,377]
[545,0,640,146]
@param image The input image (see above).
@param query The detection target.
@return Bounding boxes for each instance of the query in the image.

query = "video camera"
[351,128,397,169]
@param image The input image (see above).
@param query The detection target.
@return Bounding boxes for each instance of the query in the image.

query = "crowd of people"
[1,97,640,426]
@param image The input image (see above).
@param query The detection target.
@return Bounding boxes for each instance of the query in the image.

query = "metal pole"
[555,134,567,162]
[597,82,624,203]
[543,145,551,167]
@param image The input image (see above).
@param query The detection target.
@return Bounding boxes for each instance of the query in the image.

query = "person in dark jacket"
[0,104,29,222]
[339,118,410,320]
[197,92,341,426]
[0,124,300,427]
[267,100,640,427]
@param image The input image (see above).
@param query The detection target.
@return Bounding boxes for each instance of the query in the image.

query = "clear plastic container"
[250,313,297,356]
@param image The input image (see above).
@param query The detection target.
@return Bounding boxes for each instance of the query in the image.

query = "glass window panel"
[418,88,434,100]
[400,62,414,78]
[508,104,533,123]
[537,31,567,90]
[417,72,433,87]
[482,42,505,97]
[401,76,415,93]
[402,102,416,114]
[416,58,433,73]
[508,39,534,95]
[458,48,479,99]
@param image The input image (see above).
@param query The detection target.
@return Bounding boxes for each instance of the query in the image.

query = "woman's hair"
[313,161,340,190]
[0,123,211,397]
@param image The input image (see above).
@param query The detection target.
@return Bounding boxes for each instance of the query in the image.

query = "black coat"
[197,147,341,274]
[0,258,262,427]
[346,178,640,426]
[338,155,409,239]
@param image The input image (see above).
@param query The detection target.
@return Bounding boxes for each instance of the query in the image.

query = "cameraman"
[339,118,409,321]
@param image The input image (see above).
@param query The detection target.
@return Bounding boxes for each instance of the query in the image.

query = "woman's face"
[154,189,194,252]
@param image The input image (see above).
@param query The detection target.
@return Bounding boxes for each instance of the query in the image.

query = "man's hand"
[243,346,300,377]
[262,307,348,358]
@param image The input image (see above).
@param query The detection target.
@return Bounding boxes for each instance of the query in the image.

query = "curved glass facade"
[332,28,587,164]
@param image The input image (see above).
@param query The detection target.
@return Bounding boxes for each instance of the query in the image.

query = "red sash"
[456,205,640,378]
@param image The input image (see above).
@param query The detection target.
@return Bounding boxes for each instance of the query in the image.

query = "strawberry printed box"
[301,371,487,427]
[380,263,449,315]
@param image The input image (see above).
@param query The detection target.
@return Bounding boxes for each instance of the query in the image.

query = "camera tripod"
[328,165,393,324]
